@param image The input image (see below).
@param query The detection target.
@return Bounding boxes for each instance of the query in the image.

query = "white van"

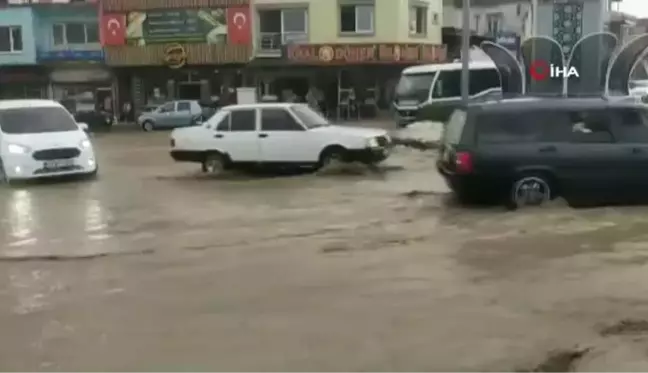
[393,61,502,126]
[0,100,98,183]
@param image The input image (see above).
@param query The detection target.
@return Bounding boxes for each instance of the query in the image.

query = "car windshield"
[0,106,79,134]
[394,72,436,103]
[290,104,329,129]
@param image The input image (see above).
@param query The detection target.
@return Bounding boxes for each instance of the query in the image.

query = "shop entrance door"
[178,83,201,100]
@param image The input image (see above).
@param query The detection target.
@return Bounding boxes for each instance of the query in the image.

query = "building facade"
[32,1,111,114]
[0,6,46,99]
[100,0,253,113]
[443,0,532,39]
[251,0,446,117]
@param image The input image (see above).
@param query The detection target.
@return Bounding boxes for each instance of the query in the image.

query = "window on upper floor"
[0,26,22,53]
[339,2,374,35]
[409,5,428,36]
[258,8,308,49]
[486,13,503,36]
[52,22,99,46]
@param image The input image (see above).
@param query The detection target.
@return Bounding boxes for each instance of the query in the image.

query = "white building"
[443,0,533,39]
[443,0,622,40]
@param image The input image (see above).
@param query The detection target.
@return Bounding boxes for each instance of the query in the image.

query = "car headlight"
[7,143,30,154]
[367,137,379,148]
[80,139,92,149]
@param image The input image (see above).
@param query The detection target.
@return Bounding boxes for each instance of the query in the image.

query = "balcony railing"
[258,32,308,51]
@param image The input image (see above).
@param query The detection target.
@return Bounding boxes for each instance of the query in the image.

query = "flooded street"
[4,130,648,370]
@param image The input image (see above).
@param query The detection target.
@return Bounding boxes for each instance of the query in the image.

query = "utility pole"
[461,0,471,103]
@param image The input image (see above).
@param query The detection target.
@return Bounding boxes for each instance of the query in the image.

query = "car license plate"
[43,159,74,169]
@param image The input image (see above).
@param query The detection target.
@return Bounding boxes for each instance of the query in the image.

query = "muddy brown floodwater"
[4,130,648,371]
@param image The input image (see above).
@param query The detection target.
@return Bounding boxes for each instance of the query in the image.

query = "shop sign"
[284,44,446,64]
[37,50,104,62]
[127,9,226,44]
[163,43,187,68]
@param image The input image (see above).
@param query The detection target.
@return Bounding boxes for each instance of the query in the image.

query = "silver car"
[137,100,203,131]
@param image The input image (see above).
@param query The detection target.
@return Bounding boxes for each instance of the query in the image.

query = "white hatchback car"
[0,100,98,183]
[170,103,391,173]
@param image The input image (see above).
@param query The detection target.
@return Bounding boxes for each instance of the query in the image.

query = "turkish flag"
[227,7,251,45]
[100,13,126,46]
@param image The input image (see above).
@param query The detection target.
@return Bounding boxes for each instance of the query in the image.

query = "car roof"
[221,102,300,110]
[403,61,496,75]
[466,96,645,112]
[0,99,62,110]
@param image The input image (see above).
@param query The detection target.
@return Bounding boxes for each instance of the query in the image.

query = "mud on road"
[3,131,648,370]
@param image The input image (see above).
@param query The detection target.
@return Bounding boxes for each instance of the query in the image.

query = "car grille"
[32,147,81,160]
[376,136,389,147]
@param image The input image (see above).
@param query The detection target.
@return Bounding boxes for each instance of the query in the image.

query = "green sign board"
[126,8,228,45]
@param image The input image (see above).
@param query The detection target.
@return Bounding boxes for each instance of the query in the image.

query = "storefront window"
[0,85,45,99]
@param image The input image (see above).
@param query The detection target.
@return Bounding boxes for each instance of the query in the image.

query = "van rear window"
[443,109,467,144]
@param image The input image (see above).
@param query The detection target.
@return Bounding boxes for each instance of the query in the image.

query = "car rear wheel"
[202,153,226,175]
[508,173,553,210]
[142,120,154,132]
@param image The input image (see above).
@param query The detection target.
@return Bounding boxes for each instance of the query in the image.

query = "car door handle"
[538,145,557,152]
[258,133,268,138]
[214,134,223,138]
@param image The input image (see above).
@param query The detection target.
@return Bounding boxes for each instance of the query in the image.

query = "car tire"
[142,120,154,132]
[507,172,553,210]
[318,146,346,169]
[202,152,227,175]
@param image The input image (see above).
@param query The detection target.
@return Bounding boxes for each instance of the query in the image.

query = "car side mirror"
[78,122,89,131]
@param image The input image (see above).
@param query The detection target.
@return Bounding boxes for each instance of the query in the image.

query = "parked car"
[437,97,648,209]
[0,99,98,183]
[60,98,113,132]
[73,109,113,132]
[137,100,203,131]
[169,103,391,173]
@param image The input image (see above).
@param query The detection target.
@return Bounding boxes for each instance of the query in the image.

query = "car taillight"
[455,151,473,174]
[170,138,175,147]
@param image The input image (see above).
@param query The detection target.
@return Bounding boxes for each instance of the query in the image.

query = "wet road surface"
[3,131,648,370]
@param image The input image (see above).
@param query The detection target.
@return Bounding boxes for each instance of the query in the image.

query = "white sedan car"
[0,99,98,183]
[170,103,391,173]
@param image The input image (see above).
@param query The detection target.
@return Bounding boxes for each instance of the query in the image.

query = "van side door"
[427,69,461,122]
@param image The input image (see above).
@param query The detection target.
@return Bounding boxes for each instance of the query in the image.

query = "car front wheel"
[318,146,346,169]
